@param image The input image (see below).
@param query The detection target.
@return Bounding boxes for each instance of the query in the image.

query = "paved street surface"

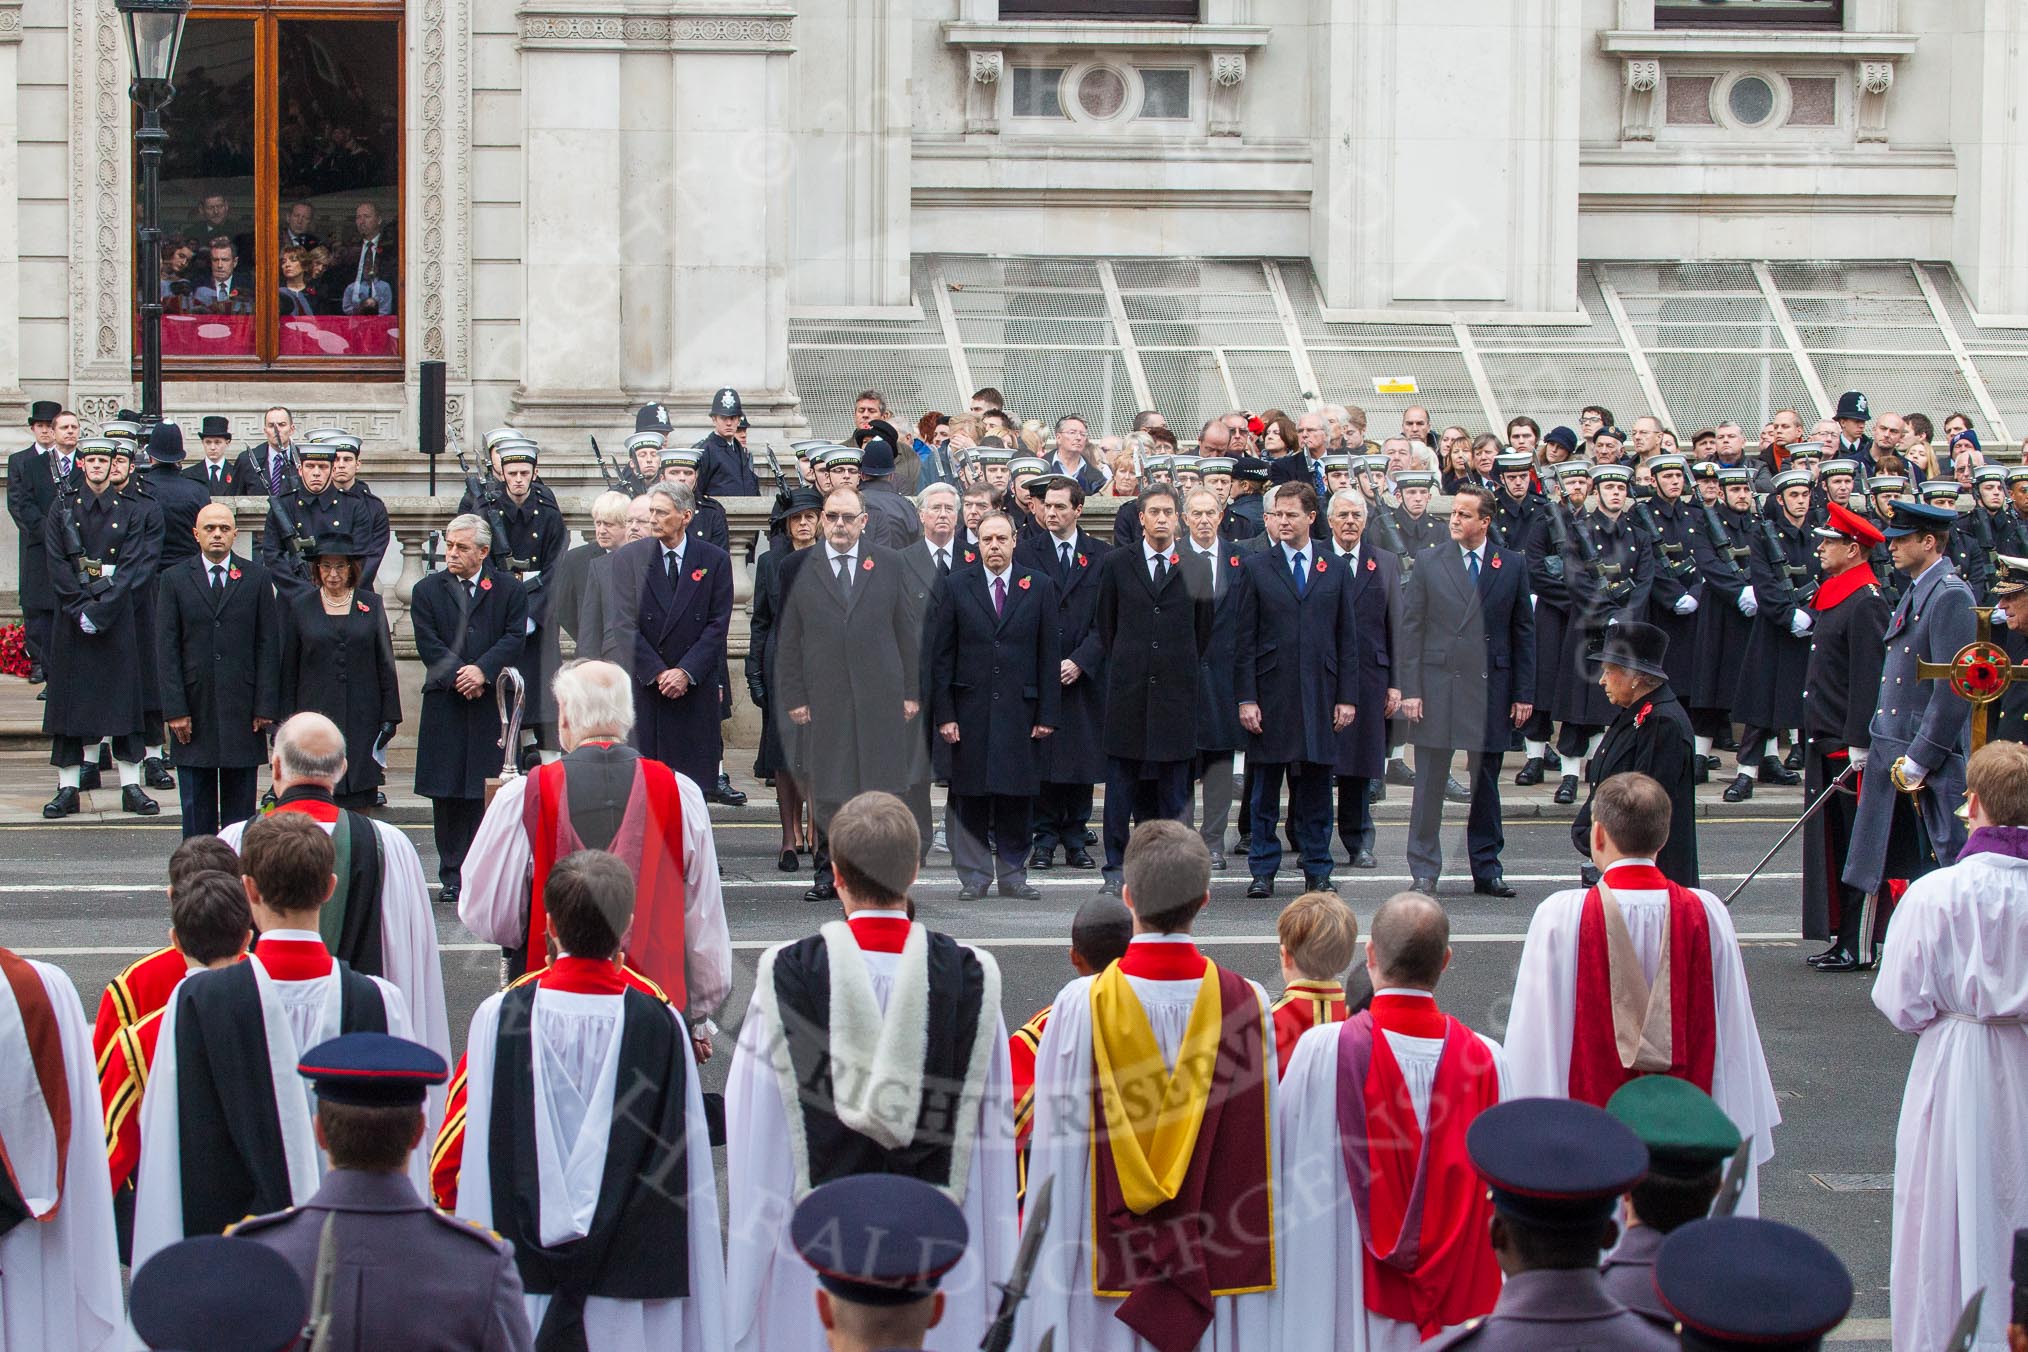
[2,791,1901,1345]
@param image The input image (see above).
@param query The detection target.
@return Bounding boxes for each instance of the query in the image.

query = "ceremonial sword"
[1707,1143,1752,1217]
[1721,762,1859,907]
[981,1173,1053,1352]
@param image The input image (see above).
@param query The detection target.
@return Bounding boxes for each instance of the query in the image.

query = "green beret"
[1606,1077,1741,1177]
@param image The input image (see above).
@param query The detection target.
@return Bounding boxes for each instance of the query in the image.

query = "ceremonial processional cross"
[1912,606,2028,754]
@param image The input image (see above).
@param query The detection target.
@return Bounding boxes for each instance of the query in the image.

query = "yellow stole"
[1089,959,1223,1216]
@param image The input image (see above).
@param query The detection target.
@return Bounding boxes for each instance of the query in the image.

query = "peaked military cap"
[299,1032,449,1108]
[1813,501,1886,550]
[1883,499,1959,538]
[791,1174,969,1308]
[1991,555,2028,598]
[1656,1217,1852,1352]
[131,1236,307,1352]
[1466,1098,1648,1231]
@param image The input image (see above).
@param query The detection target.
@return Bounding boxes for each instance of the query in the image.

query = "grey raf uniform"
[231,1168,534,1352]
[1842,555,1977,894]
[1422,1268,1676,1352]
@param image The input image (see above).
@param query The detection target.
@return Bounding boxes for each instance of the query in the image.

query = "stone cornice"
[518,7,795,51]
[0,5,22,44]
[942,20,1268,51]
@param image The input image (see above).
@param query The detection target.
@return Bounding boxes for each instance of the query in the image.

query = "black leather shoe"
[1246,877,1274,899]
[1385,758,1416,787]
[1474,875,1517,898]
[1445,775,1470,804]
[1514,756,1545,787]
[1722,773,1754,803]
[78,765,101,792]
[709,772,749,806]
[1367,780,1385,803]
[1304,875,1335,893]
[1812,948,1869,973]
[27,661,44,684]
[1784,745,1804,772]
[1553,775,1579,805]
[438,886,459,909]
[1209,849,1227,871]
[1715,729,1739,753]
[1410,876,1438,897]
[1354,849,1377,869]
[1064,849,1096,870]
[998,881,1041,901]
[1029,848,1054,871]
[1100,879,1123,898]
[778,849,799,872]
[1235,833,1251,854]
[804,877,839,903]
[144,757,175,790]
[42,787,78,819]
[1805,944,1848,969]
[1758,756,1800,787]
[1082,827,1099,847]
[957,884,984,901]
[1692,755,1710,785]
[121,785,160,816]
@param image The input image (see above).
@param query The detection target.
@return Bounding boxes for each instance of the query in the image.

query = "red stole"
[1568,864,1716,1105]
[522,754,689,1009]
[0,948,71,1220]
[1334,995,1501,1335]
[1090,960,1274,1352]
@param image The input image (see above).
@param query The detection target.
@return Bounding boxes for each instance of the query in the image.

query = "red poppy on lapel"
[1490,555,1503,569]
[357,600,370,613]
[479,577,493,591]
[861,557,875,571]
[690,568,707,582]
[1168,553,1180,566]
[1077,554,1088,567]
[1634,701,1652,728]
[1228,554,1240,568]
[964,550,977,564]
[1365,557,1377,572]
[228,567,241,581]
[1017,575,1032,590]
[1315,558,1328,573]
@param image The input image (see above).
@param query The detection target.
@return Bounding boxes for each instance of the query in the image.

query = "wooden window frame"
[143,1,406,381]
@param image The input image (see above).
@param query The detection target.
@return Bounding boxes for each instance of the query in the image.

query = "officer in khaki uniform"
[232,1033,534,1352]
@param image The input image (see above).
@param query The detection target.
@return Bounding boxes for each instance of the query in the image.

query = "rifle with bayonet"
[980,1174,1053,1352]
[453,431,514,570]
[300,1213,339,1352]
[589,434,626,491]
[52,498,114,601]
[1635,498,1697,581]
[1758,513,1818,607]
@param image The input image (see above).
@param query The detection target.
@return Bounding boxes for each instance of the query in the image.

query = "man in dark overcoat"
[1722,468,1819,800]
[1398,484,1536,896]
[598,482,733,795]
[930,510,1060,900]
[772,485,924,902]
[1093,484,1213,892]
[1570,620,1700,887]
[6,401,65,681]
[1182,486,1252,870]
[411,512,528,902]
[896,483,963,855]
[157,502,282,835]
[1324,489,1400,870]
[1797,504,1891,970]
[1234,481,1360,898]
[1015,479,1109,871]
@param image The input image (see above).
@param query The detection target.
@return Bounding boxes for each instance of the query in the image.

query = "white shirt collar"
[1281,540,1309,564]
[1373,987,1435,1000]
[848,907,911,921]
[825,541,856,565]
[260,927,323,944]
[1462,541,1484,561]
[985,564,1012,585]
[1130,933,1196,945]
[1143,541,1171,565]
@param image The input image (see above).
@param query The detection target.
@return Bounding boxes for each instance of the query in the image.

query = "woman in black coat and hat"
[280,531,400,807]
[1571,619,1700,887]
[746,487,822,868]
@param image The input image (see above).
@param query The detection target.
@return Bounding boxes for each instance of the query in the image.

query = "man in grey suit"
[1398,485,1536,897]
[1841,499,1978,963]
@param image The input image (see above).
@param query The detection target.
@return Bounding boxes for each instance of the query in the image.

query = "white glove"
[1673,593,1699,615]
[79,613,97,635]
[1737,586,1758,617]
[1789,610,1813,638]
[1849,747,1869,770]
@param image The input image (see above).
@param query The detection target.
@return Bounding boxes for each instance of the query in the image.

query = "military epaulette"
[225,1207,296,1236]
[426,1208,509,1250]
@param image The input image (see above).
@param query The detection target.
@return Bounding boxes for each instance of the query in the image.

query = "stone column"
[1310,0,1579,314]
[0,1,23,419]
[1954,0,2028,317]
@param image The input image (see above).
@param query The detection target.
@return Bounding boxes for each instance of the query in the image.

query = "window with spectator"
[140,2,402,373]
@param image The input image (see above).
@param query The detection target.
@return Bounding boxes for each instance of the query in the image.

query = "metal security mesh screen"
[786,256,2028,447]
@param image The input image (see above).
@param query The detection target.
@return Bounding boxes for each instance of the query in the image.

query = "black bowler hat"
[147,421,187,464]
[1655,1217,1852,1352]
[1466,1098,1648,1231]
[200,415,230,439]
[1588,619,1669,681]
[299,1032,449,1107]
[791,1174,969,1307]
[131,1236,307,1351]
[26,400,60,426]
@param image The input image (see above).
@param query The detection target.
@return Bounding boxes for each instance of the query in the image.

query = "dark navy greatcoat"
[42,482,162,740]
[138,464,211,565]
[1730,513,1819,732]
[260,486,371,604]
[1233,541,1360,766]
[1186,538,1249,755]
[1094,544,1213,764]
[1016,529,1110,784]
[410,563,528,801]
[929,563,1062,797]
[1398,539,1536,755]
[7,444,62,617]
[611,536,733,791]
[1556,509,1655,728]
[1331,542,1400,780]
[493,492,568,724]
[157,552,283,769]
[1683,501,1752,713]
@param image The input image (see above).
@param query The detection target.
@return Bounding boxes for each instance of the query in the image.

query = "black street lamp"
[116,0,189,429]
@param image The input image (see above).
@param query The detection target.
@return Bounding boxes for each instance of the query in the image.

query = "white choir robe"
[457,771,734,1024]
[0,960,121,1352]
[129,939,418,1275]
[1275,994,1513,1352]
[455,985,727,1351]
[1873,848,2028,1352]
[221,812,451,1127]
[723,937,1018,1352]
[1501,860,1781,1215]
[1015,939,1282,1352]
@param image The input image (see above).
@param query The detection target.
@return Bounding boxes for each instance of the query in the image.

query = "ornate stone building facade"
[1,0,2024,472]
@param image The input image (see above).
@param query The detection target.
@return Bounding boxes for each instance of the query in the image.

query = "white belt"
[92,562,116,579]
[519,569,541,584]
[1941,1012,2028,1026]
